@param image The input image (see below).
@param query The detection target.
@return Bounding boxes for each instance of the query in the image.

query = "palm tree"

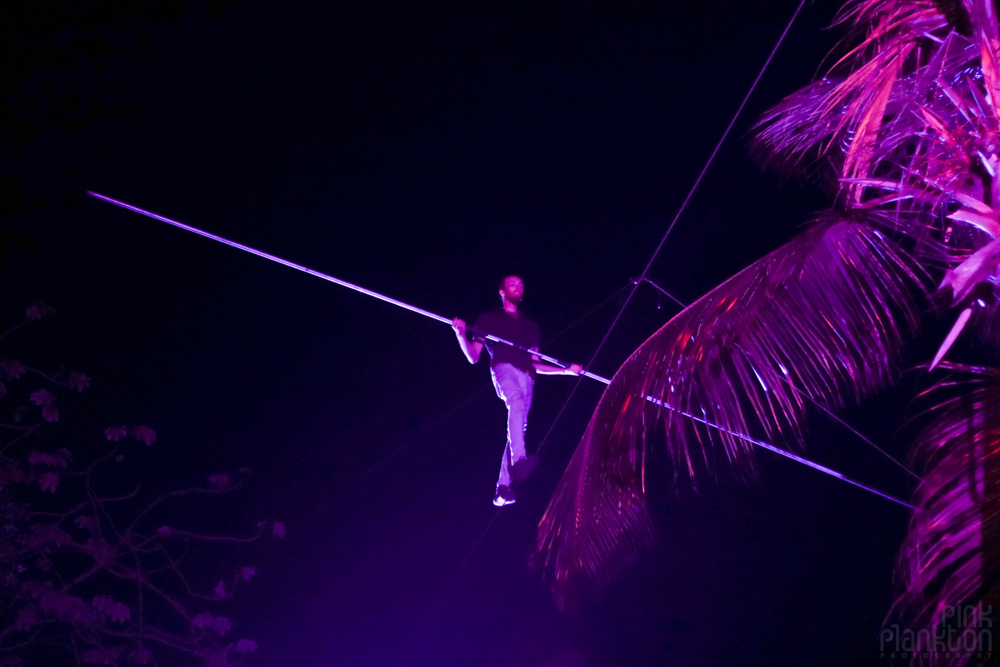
[532,0,1000,660]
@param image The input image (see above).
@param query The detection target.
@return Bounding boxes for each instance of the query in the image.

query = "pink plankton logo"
[880,603,993,661]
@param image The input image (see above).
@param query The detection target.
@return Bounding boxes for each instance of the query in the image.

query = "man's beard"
[506,294,522,305]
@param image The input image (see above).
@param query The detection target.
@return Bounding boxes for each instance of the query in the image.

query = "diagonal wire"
[639,277,686,308]
[525,0,917,511]
[390,285,637,664]
[642,279,920,482]
[531,280,916,507]
[637,0,810,284]
[545,283,630,346]
[395,3,857,662]
[588,0,811,375]
[293,279,635,527]
[533,0,810,463]
[222,282,644,570]
[787,379,923,482]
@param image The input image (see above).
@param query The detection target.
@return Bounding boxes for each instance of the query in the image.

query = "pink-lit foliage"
[533,2,1000,662]
[0,305,279,666]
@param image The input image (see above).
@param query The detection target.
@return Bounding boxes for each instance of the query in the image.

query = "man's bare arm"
[532,353,582,376]
[452,318,484,364]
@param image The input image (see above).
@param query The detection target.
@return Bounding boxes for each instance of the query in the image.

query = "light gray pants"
[490,362,534,488]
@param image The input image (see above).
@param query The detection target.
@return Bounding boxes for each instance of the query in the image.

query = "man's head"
[498,275,524,305]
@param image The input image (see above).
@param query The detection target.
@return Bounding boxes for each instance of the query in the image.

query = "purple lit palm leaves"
[893,363,1000,661]
[532,216,922,609]
[534,0,1000,648]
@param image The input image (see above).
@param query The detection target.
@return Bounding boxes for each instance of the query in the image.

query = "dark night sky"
[3,1,923,665]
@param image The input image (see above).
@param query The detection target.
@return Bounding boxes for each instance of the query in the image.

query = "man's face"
[501,276,524,304]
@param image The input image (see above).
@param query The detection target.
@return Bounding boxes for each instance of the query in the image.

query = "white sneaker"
[493,485,516,506]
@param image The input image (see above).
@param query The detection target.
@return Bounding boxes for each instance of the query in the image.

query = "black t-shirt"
[473,309,541,373]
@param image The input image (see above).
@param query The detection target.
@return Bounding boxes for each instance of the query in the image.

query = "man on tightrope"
[452,275,582,507]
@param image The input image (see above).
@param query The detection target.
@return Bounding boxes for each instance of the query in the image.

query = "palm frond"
[892,363,1000,665]
[754,0,953,177]
[757,0,1000,367]
[532,214,924,609]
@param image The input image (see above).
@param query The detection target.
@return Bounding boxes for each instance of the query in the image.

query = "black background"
[2,1,921,664]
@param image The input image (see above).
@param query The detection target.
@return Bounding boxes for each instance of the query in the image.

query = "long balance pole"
[87,191,913,508]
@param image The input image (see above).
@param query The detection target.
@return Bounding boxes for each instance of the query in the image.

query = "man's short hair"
[498,275,519,291]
